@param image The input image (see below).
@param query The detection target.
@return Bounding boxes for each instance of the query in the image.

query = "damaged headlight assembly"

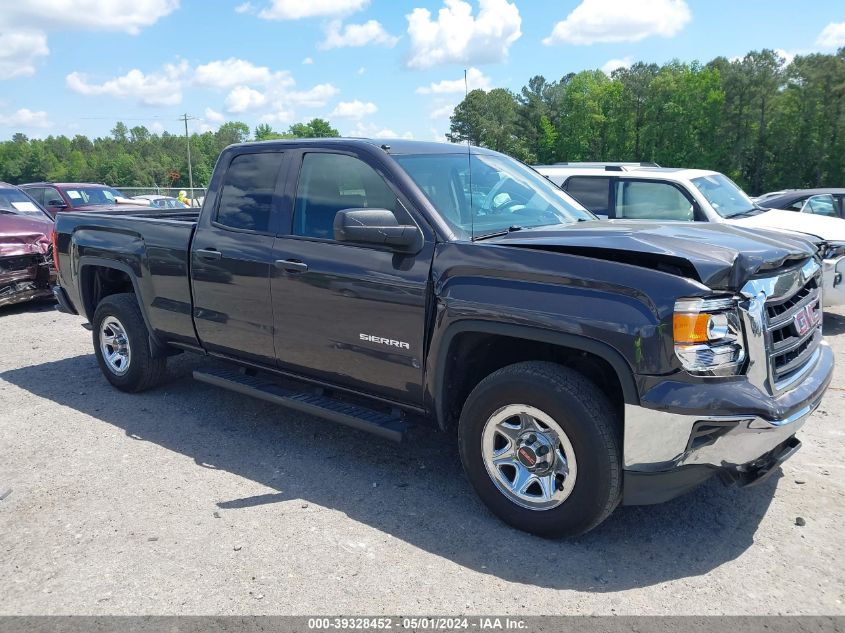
[673,297,746,376]
[821,241,845,261]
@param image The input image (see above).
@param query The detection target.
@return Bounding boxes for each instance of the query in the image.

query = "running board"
[193,367,409,442]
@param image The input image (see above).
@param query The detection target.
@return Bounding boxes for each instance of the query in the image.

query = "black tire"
[458,361,622,538]
[92,293,167,393]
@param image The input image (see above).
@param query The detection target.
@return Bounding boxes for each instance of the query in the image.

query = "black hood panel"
[494,220,816,290]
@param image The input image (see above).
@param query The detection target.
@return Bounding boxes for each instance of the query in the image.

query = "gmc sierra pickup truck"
[53,139,833,537]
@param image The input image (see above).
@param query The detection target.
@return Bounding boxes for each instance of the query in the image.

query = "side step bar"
[193,367,409,442]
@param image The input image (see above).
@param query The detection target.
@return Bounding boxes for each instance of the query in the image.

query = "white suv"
[536,164,845,306]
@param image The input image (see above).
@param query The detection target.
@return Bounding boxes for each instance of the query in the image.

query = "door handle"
[275,259,308,273]
[196,248,222,261]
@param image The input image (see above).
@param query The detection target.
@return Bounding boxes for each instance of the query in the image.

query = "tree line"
[0,118,339,188]
[447,48,845,195]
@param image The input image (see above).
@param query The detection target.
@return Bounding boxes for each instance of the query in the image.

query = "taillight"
[51,229,60,272]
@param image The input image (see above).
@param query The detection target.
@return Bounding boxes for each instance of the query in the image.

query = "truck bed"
[54,209,200,347]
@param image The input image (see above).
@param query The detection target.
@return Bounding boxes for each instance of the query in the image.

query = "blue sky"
[0,0,843,141]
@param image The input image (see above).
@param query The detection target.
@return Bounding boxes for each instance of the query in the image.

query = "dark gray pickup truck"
[52,139,833,537]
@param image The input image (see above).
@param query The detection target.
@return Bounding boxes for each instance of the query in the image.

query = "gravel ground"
[0,299,843,616]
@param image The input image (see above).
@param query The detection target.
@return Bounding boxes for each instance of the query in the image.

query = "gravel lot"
[0,299,843,615]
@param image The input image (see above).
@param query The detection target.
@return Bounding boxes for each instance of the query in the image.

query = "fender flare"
[77,256,169,358]
[431,320,640,430]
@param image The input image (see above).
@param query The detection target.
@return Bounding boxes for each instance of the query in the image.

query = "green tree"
[288,118,339,138]
[215,121,251,146]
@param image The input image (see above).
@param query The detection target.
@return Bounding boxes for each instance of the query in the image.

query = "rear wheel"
[458,361,622,538]
[92,293,166,392]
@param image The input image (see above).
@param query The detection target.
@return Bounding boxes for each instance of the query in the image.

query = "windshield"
[0,187,51,219]
[64,186,127,207]
[690,174,756,218]
[393,152,595,238]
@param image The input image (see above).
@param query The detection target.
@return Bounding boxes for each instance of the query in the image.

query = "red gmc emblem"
[517,447,537,468]
[793,304,818,336]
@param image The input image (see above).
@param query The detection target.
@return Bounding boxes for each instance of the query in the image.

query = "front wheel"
[92,293,166,392]
[458,361,622,538]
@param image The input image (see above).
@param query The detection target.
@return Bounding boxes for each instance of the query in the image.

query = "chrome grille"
[765,267,823,389]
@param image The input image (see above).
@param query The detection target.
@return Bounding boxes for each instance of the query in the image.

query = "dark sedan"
[760,188,845,219]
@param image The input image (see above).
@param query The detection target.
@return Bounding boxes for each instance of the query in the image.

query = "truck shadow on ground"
[823,311,845,336]
[1,352,780,592]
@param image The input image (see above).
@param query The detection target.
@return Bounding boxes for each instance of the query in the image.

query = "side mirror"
[47,199,68,209]
[334,209,421,249]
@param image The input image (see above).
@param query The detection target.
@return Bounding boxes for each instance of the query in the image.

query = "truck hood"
[0,213,52,257]
[491,219,816,291]
[728,209,845,241]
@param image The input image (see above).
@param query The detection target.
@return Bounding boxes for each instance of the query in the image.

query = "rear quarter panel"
[56,213,199,347]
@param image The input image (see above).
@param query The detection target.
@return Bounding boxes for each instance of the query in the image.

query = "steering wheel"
[482,177,527,214]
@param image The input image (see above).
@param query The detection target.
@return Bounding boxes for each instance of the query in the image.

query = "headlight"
[673,297,746,376]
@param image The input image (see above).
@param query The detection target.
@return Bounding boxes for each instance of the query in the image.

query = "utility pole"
[181,113,195,196]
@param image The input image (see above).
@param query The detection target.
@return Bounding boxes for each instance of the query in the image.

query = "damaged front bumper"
[621,341,833,505]
[0,253,55,308]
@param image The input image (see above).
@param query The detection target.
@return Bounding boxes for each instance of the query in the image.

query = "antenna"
[465,69,474,240]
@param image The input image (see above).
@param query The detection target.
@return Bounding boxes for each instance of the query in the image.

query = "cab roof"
[232,138,495,156]
[535,164,721,180]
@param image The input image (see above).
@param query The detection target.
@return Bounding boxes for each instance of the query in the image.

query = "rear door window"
[563,176,610,214]
[215,152,285,233]
[615,180,694,221]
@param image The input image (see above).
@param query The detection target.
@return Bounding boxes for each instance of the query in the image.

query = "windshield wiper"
[727,207,765,218]
[472,225,524,241]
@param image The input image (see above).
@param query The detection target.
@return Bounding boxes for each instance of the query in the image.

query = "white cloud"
[330,100,378,119]
[601,56,633,75]
[320,19,399,49]
[286,83,340,107]
[194,58,292,90]
[406,0,522,69]
[775,49,796,66]
[0,31,49,79]
[0,108,51,128]
[429,103,456,119]
[416,67,491,94]
[235,2,253,13]
[65,60,188,107]
[0,1,177,79]
[816,22,845,49]
[224,86,267,113]
[259,109,295,125]
[346,121,413,139]
[149,122,166,134]
[255,0,369,20]
[204,107,225,123]
[302,57,314,65]
[0,0,179,34]
[357,67,366,75]
[544,0,691,46]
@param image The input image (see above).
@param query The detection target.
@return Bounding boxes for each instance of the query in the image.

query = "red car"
[19,182,146,218]
[0,183,55,308]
